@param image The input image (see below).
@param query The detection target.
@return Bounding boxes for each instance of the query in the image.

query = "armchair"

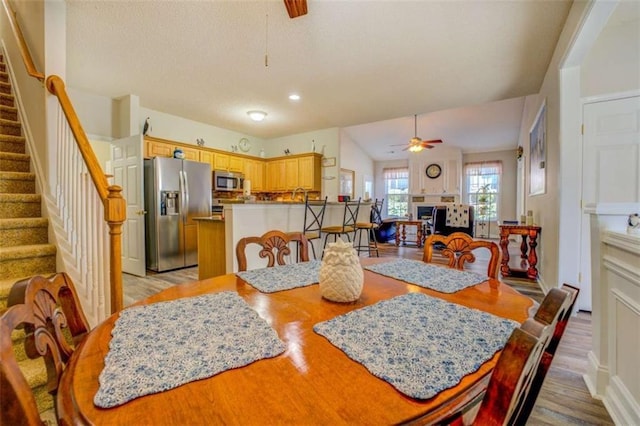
[429,205,474,237]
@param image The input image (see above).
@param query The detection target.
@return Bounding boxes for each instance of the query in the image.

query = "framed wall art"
[322,157,336,167]
[339,168,354,198]
[529,101,547,196]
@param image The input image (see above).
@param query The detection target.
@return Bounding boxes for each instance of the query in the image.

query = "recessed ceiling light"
[247,110,267,122]
[288,94,301,101]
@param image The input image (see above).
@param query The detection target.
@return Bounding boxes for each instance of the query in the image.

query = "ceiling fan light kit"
[399,114,443,152]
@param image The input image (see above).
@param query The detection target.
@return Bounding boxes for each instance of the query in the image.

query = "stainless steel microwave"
[213,170,244,191]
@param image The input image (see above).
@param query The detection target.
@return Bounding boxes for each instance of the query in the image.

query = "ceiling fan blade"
[423,139,443,144]
[284,0,308,18]
[424,145,436,149]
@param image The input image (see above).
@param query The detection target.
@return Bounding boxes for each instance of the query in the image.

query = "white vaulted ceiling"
[65,0,574,160]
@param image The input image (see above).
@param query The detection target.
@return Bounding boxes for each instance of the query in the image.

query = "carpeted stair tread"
[0,134,26,154]
[0,170,35,180]
[0,92,15,107]
[0,218,49,247]
[0,170,36,193]
[0,151,30,172]
[0,104,18,121]
[0,80,11,94]
[0,244,57,280]
[0,193,42,218]
[0,217,48,229]
[0,243,57,260]
[0,120,21,137]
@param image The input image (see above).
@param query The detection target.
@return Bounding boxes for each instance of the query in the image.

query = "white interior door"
[111,135,146,277]
[579,95,640,311]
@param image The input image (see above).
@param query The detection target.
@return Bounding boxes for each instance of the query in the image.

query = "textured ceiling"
[65,0,573,160]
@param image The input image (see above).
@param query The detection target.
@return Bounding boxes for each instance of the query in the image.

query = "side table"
[395,220,424,248]
[498,223,541,280]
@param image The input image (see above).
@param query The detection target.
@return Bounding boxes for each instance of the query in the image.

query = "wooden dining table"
[57,258,533,425]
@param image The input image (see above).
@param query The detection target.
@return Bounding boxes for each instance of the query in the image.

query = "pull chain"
[265,11,269,67]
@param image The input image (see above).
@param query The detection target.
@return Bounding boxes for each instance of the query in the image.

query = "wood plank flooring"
[122,240,613,425]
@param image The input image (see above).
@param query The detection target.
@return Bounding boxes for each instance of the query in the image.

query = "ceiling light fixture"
[247,110,267,122]
[289,94,300,101]
[408,144,424,153]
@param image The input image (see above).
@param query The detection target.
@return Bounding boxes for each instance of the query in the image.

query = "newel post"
[105,184,126,313]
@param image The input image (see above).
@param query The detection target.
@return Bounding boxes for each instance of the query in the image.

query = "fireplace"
[415,205,436,221]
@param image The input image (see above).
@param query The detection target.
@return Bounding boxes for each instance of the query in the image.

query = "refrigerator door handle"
[181,169,190,218]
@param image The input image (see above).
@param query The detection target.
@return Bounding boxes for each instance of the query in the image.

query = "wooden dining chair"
[434,286,576,426]
[423,232,501,278]
[321,199,361,252]
[236,230,310,271]
[290,196,327,260]
[513,283,579,424]
[431,318,551,426]
[354,198,384,257]
[1,273,90,426]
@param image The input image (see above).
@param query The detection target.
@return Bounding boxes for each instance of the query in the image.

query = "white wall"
[581,11,640,97]
[339,130,374,201]
[139,107,266,156]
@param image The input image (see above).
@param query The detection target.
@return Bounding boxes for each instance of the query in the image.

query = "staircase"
[0,54,57,416]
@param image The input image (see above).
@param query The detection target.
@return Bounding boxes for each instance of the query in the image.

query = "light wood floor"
[122,241,613,425]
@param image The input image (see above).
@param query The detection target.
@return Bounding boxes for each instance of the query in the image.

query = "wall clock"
[238,138,252,152]
[425,163,442,179]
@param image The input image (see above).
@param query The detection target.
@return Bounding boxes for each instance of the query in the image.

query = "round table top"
[57,258,533,425]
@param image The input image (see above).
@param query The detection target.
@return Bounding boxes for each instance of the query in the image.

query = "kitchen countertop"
[193,217,225,221]
[215,200,372,205]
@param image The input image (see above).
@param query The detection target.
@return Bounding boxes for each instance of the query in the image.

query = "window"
[383,167,409,217]
[465,161,502,221]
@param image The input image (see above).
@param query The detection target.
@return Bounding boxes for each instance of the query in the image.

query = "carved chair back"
[423,232,501,278]
[1,273,90,426]
[236,230,310,272]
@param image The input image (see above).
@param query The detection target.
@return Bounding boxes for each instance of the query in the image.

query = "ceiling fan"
[284,0,308,18]
[392,114,443,152]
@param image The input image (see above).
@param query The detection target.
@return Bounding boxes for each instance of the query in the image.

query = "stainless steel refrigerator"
[144,157,212,272]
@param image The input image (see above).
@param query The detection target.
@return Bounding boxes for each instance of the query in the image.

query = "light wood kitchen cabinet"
[298,155,321,191]
[266,160,286,191]
[229,156,243,173]
[200,150,214,168]
[145,138,204,163]
[243,159,265,191]
[213,153,230,171]
[180,145,199,161]
[265,154,322,192]
[145,139,173,158]
[214,153,243,172]
[284,158,299,190]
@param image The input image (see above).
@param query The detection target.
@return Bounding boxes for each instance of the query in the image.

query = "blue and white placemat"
[364,258,487,293]
[313,292,518,400]
[94,291,286,408]
[236,260,321,293]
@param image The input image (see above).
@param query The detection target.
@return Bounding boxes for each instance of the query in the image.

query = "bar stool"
[321,198,361,254]
[289,196,327,260]
[354,199,384,257]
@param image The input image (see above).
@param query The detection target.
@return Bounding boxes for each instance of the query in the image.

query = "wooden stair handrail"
[1,0,45,81]
[46,75,126,314]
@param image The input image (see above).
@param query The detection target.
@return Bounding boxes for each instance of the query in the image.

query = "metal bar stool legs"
[354,224,379,257]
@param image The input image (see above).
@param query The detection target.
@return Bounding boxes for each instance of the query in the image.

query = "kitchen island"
[197,201,372,277]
